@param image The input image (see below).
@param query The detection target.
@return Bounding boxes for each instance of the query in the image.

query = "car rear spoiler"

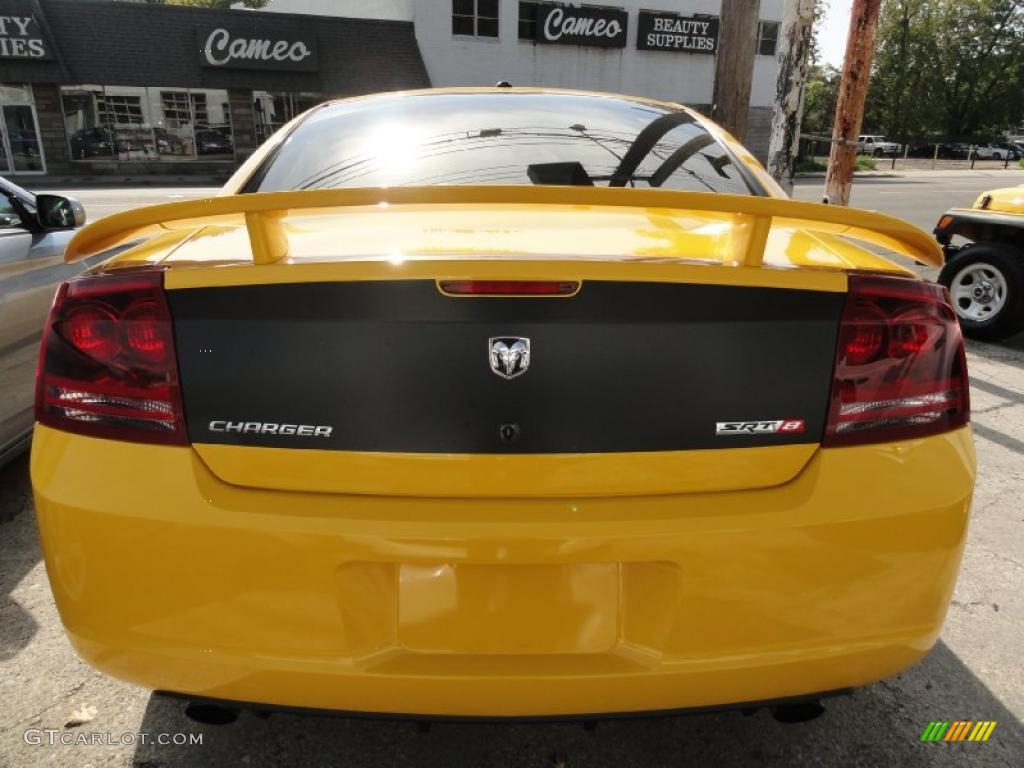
[64,185,944,268]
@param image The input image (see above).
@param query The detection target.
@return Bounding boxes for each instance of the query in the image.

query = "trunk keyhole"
[498,423,521,444]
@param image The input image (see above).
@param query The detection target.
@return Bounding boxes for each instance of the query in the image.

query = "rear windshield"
[250,92,759,195]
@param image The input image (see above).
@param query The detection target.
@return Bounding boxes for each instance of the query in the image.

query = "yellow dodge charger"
[32,88,974,719]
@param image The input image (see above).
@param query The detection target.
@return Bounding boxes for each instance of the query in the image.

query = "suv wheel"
[939,243,1024,340]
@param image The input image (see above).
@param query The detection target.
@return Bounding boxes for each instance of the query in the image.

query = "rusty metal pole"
[767,0,817,195]
[824,0,882,206]
[712,0,761,142]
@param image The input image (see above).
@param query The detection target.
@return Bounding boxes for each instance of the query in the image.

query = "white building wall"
[266,1,780,105]
[263,0,414,21]
[412,0,780,110]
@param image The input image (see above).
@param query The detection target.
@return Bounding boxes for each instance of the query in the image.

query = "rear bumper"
[31,425,975,717]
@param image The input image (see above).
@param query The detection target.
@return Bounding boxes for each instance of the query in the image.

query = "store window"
[518,1,538,40]
[60,85,234,162]
[161,91,191,126]
[756,21,780,56]
[190,89,234,159]
[0,84,45,174]
[452,0,499,38]
[252,91,323,145]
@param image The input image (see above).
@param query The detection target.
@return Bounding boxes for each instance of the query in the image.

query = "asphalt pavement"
[1,171,1023,767]
[792,169,1024,234]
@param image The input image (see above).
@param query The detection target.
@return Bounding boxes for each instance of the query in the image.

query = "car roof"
[315,86,691,114]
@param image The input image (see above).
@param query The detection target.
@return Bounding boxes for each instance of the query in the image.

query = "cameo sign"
[197,23,318,71]
[534,4,627,48]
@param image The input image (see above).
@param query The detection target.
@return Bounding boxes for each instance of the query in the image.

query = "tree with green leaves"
[801,63,841,138]
[863,0,1024,140]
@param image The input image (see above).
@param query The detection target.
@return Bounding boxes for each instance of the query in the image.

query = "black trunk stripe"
[170,280,843,453]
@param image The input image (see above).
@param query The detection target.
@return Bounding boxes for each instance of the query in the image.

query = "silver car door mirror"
[35,194,86,230]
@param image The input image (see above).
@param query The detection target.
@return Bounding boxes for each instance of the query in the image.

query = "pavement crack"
[979,547,1024,571]
[3,679,89,734]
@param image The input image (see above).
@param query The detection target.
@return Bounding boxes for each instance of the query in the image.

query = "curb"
[794,171,900,179]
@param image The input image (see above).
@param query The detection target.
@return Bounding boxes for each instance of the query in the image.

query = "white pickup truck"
[857,135,901,156]
[972,144,1012,160]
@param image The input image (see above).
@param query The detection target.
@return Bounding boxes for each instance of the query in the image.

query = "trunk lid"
[169,271,845,496]
[60,186,945,497]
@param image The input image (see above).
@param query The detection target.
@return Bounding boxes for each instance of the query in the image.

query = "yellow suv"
[935,185,1024,339]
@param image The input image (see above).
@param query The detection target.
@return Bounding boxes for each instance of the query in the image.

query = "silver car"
[0,177,89,465]
[857,135,901,157]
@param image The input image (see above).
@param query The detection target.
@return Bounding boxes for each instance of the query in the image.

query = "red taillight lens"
[122,300,171,365]
[35,270,188,445]
[840,302,887,365]
[824,275,969,447]
[62,303,121,363]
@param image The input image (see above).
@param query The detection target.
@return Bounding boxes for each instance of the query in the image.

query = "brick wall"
[228,89,257,163]
[29,83,68,174]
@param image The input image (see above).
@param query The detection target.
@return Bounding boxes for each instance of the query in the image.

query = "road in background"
[37,168,1024,234]
[793,170,1024,232]
[2,174,1022,767]
[37,186,218,220]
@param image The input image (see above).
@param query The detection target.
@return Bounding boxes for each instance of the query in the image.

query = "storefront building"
[267,0,785,161]
[0,0,783,179]
[0,0,429,178]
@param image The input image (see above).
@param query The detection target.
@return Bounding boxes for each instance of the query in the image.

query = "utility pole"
[767,0,817,195]
[824,0,882,205]
[712,0,761,142]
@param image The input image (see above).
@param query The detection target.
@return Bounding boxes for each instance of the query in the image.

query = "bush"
[793,155,878,172]
[795,156,827,172]
[1019,157,1024,169]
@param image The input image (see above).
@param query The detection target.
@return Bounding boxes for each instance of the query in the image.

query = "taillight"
[824,274,969,447]
[438,280,580,296]
[35,270,188,445]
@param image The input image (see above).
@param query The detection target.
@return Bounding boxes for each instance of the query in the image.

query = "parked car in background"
[154,128,189,156]
[9,129,41,159]
[946,143,970,159]
[973,144,1012,160]
[857,135,901,156]
[69,127,114,159]
[0,177,90,466]
[1001,143,1023,160]
[908,143,940,158]
[908,142,969,159]
[934,184,1024,339]
[195,129,233,155]
[913,143,967,159]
